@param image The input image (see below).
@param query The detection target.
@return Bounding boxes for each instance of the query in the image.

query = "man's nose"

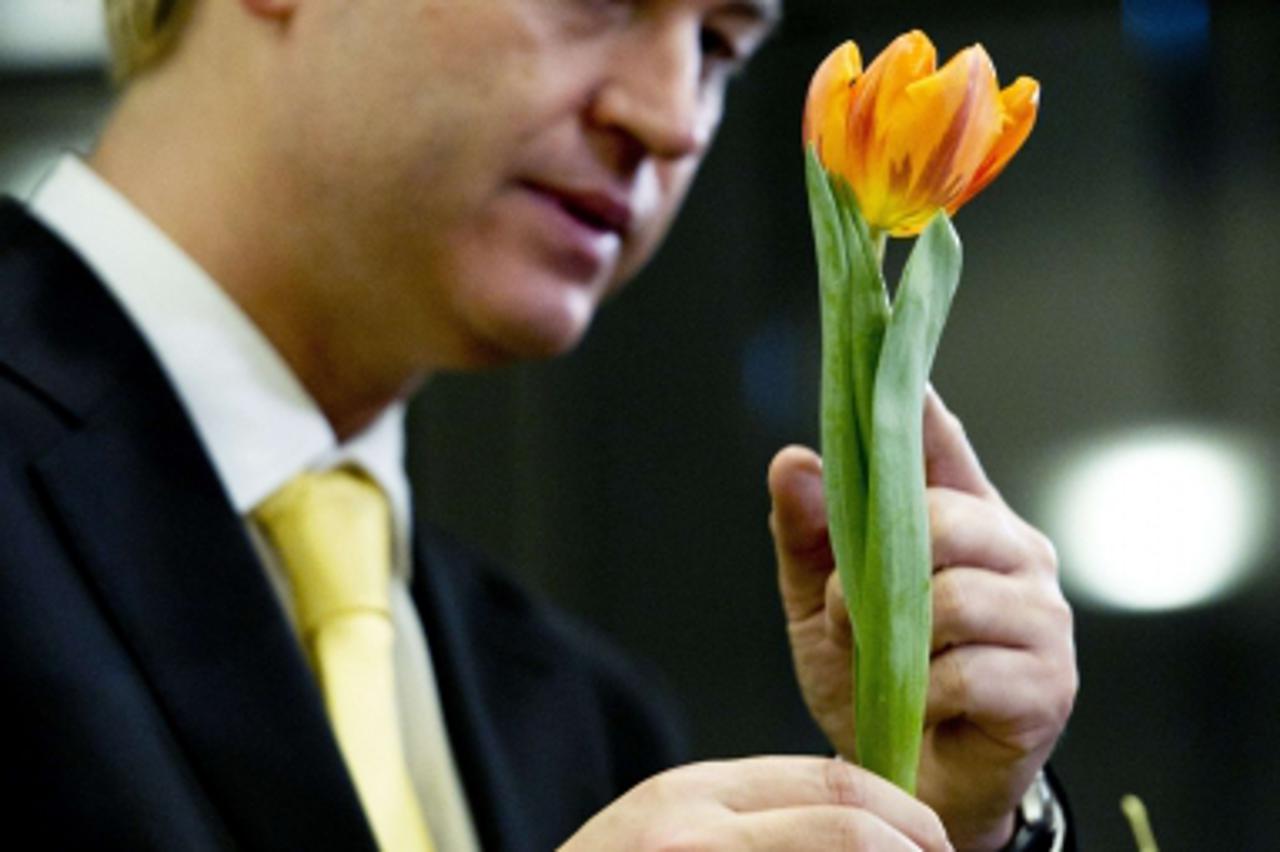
[588,23,716,165]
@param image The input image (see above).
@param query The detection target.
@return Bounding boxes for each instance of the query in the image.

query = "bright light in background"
[1044,427,1273,612]
[0,0,108,70]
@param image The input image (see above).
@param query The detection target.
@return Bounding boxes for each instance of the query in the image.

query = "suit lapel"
[410,532,557,852]
[3,201,377,850]
[410,537,525,851]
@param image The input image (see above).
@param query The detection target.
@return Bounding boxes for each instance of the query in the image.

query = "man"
[0,0,1077,849]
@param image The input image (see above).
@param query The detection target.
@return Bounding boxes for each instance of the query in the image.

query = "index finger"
[923,387,999,501]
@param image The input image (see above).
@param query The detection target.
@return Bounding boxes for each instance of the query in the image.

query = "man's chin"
[454,307,595,370]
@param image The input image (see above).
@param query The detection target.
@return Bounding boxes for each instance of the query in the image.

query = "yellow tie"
[254,469,434,852]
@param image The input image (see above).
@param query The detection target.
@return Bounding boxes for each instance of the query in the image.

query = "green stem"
[857,212,962,793]
[869,228,888,268]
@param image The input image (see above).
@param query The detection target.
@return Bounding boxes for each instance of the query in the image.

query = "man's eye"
[699,27,743,66]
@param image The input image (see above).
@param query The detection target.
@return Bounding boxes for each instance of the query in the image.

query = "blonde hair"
[103,0,196,80]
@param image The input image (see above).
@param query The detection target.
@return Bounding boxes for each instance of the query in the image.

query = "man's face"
[266,0,778,370]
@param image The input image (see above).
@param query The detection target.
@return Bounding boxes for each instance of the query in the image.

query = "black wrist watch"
[1003,770,1066,852]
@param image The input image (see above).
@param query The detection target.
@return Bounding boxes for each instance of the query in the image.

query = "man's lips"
[520,181,634,237]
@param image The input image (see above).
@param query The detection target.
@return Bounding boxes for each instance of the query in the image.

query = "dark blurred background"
[4,1,1278,848]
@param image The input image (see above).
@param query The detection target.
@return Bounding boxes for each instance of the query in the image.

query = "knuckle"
[1025,527,1059,576]
[823,757,867,808]
[1003,724,1048,757]
[1008,521,1059,573]
[1011,667,1079,754]
[1033,583,1076,659]
[825,605,853,647]
[1005,691,1068,754]
[936,649,969,700]
[825,571,846,609]
[931,572,965,628]
[637,763,695,805]
[927,493,955,557]
[1052,650,1081,724]
[1054,679,1079,728]
[1046,586,1075,634]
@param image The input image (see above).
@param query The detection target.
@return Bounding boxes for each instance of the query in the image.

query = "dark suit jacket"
[0,199,686,850]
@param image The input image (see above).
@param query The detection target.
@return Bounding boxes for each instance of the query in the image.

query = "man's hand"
[768,389,1078,851]
[560,756,953,851]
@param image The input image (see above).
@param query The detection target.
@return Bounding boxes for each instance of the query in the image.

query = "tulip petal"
[803,41,862,178]
[864,31,937,134]
[947,76,1040,214]
[878,45,1002,235]
[848,31,937,230]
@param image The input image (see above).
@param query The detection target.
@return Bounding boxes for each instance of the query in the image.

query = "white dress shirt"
[30,155,481,852]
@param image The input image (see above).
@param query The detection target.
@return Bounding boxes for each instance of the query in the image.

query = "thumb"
[768,445,835,623]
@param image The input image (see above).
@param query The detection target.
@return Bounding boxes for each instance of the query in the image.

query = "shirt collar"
[28,155,413,573]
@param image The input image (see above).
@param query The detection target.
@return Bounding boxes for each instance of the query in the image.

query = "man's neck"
[88,87,426,442]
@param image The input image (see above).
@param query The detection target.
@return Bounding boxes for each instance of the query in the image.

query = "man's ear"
[240,0,297,20]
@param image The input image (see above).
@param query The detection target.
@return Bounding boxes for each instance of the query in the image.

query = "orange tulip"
[803,31,1039,237]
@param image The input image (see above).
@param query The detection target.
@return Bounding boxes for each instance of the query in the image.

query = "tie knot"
[253,468,393,633]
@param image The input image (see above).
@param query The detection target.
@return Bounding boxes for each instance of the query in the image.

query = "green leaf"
[831,175,889,530]
[806,147,864,625]
[857,211,962,793]
[807,154,890,624]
